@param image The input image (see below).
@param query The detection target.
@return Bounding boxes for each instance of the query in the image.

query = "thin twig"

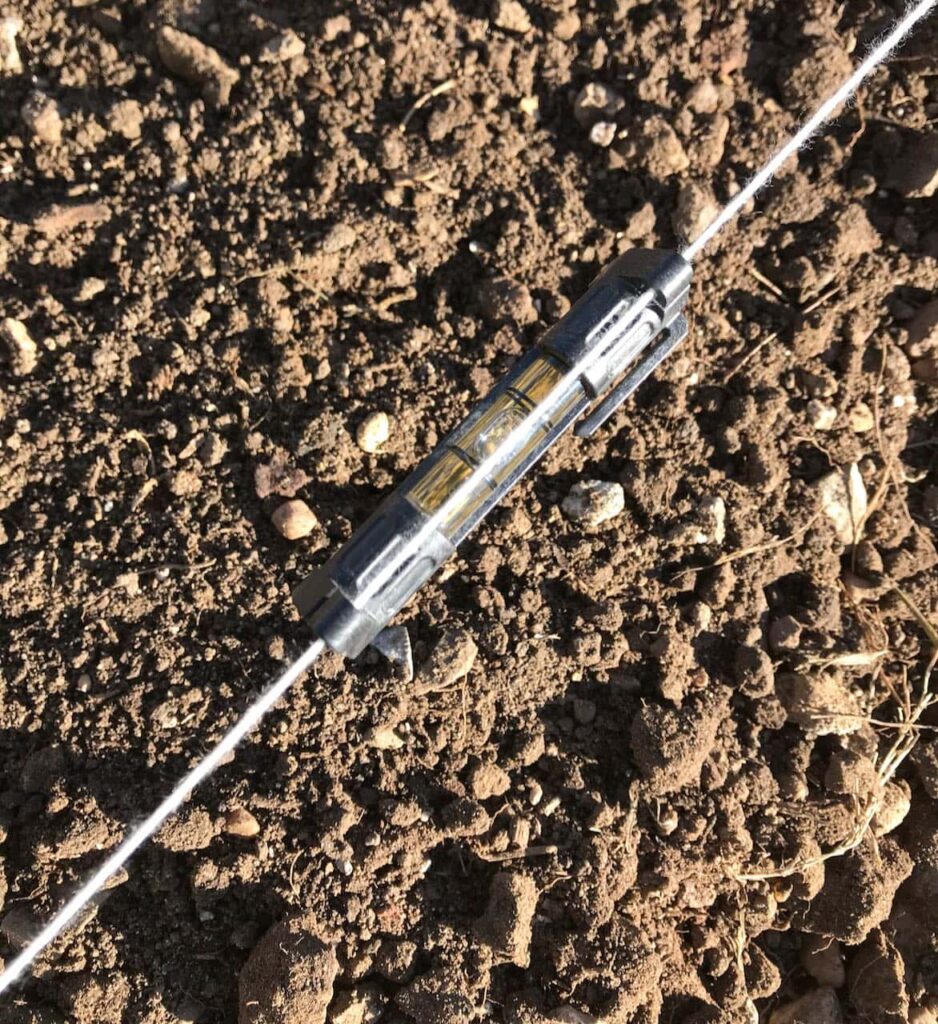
[400,79,457,132]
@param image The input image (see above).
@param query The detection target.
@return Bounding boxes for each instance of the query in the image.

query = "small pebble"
[321,14,351,41]
[21,91,62,145]
[561,480,625,527]
[573,82,625,128]
[367,725,405,750]
[686,78,720,114]
[672,182,719,241]
[807,399,837,430]
[848,402,875,433]
[589,121,616,147]
[356,411,390,453]
[816,463,867,543]
[75,277,106,303]
[271,499,318,540]
[491,0,532,34]
[625,201,657,240]
[156,25,240,108]
[1,317,38,376]
[872,780,911,836]
[224,807,260,838]
[0,15,23,73]
[259,29,305,63]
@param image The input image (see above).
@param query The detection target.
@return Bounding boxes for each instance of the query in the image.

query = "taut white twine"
[683,0,937,260]
[0,639,325,995]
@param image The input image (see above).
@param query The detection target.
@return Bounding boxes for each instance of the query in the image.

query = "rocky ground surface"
[1,0,938,1022]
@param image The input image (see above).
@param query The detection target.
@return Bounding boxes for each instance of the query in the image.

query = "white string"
[683,0,937,261]
[0,638,325,995]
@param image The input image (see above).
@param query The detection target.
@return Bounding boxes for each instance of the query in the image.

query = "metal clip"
[575,314,688,438]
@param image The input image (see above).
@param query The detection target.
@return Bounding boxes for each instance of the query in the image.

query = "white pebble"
[271,499,319,541]
[0,15,23,73]
[589,121,617,147]
[807,399,837,430]
[561,480,625,527]
[356,411,390,453]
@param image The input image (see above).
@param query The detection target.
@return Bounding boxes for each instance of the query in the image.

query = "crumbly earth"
[1,1,937,1023]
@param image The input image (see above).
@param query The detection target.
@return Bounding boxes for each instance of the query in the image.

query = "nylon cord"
[0,639,325,995]
[683,0,937,261]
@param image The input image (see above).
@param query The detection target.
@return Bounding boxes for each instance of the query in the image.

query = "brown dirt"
[1,1,938,1023]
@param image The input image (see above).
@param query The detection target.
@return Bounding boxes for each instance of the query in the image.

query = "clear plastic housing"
[408,351,589,542]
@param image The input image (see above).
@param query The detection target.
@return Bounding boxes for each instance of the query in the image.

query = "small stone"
[322,222,357,253]
[699,495,726,544]
[672,182,719,241]
[848,402,875,433]
[491,0,532,34]
[224,807,260,838]
[356,411,390,453]
[816,463,867,544]
[367,725,405,751]
[561,480,625,527]
[417,626,478,692]
[807,399,837,430]
[272,499,319,541]
[259,28,305,63]
[573,82,625,128]
[625,201,656,239]
[330,983,385,1024]
[21,91,62,145]
[2,317,38,376]
[769,987,843,1024]
[156,25,240,108]
[106,99,144,140]
[800,936,845,988]
[198,431,227,467]
[589,121,616,147]
[776,671,862,737]
[552,10,580,40]
[322,15,350,41]
[872,780,911,836]
[769,614,802,653]
[888,131,938,199]
[686,78,720,114]
[0,15,23,73]
[75,277,106,303]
